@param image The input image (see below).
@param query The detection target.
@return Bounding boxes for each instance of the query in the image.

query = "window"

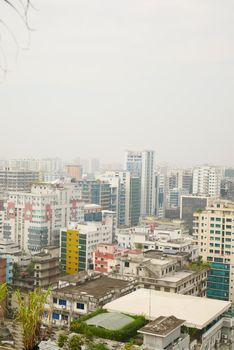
[59,299,66,306]
[53,298,57,304]
[77,303,85,310]
[124,262,129,267]
[52,313,60,320]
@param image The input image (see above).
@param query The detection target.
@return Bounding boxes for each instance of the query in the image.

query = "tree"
[57,334,68,348]
[12,263,21,279]
[68,335,83,350]
[0,0,31,78]
[0,283,7,321]
[15,288,50,350]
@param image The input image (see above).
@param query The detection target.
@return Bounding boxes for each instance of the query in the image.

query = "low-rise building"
[44,272,136,326]
[106,289,232,350]
[33,252,60,288]
[115,250,208,297]
[138,316,189,350]
[60,217,114,274]
[93,243,121,273]
[13,248,60,290]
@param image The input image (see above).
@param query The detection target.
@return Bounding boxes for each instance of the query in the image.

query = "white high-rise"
[2,181,84,253]
[124,150,155,216]
[192,165,222,197]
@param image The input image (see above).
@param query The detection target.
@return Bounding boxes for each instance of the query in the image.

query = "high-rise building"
[77,180,111,210]
[0,168,39,193]
[60,216,113,274]
[221,178,234,201]
[180,195,209,233]
[129,177,141,226]
[65,164,83,180]
[124,150,155,216]
[97,171,141,227]
[192,165,222,197]
[2,181,84,252]
[155,173,166,218]
[193,199,234,302]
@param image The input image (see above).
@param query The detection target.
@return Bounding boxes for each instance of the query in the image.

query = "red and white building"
[2,181,84,253]
[93,243,121,273]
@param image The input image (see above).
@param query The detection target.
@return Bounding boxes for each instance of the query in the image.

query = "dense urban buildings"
[1,154,234,349]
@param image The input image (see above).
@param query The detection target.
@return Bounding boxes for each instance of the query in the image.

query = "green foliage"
[70,310,147,343]
[124,339,136,350]
[26,262,35,275]
[0,283,7,319]
[74,308,107,323]
[0,283,7,305]
[57,334,68,348]
[188,260,210,271]
[68,335,83,350]
[134,243,143,249]
[15,287,51,350]
[12,263,21,279]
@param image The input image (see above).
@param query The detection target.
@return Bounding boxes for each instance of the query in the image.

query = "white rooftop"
[158,271,193,283]
[150,258,172,266]
[105,289,231,329]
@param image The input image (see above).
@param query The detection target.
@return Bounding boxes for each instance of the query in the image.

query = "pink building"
[93,244,121,273]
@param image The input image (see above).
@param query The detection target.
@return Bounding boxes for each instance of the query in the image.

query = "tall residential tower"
[124,150,155,216]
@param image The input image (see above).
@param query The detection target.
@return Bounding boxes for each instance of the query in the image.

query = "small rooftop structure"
[105,288,231,329]
[86,312,134,330]
[138,315,185,337]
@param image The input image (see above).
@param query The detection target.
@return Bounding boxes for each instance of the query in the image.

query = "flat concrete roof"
[54,275,131,299]
[105,289,231,329]
[149,258,173,266]
[139,316,185,337]
[158,271,193,283]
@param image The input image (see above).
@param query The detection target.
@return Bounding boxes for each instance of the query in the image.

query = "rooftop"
[158,270,194,283]
[105,289,231,329]
[54,275,132,299]
[138,316,185,337]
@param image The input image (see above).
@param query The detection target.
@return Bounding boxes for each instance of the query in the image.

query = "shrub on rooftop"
[70,309,147,342]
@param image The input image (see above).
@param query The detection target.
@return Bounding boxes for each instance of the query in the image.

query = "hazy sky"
[0,0,234,166]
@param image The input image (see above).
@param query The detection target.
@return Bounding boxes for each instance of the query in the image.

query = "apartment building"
[44,272,136,326]
[77,180,111,210]
[3,181,84,252]
[124,150,156,216]
[60,214,114,274]
[116,250,208,297]
[93,243,121,273]
[0,168,39,193]
[97,171,141,227]
[193,199,234,302]
[192,165,222,197]
[64,164,83,180]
